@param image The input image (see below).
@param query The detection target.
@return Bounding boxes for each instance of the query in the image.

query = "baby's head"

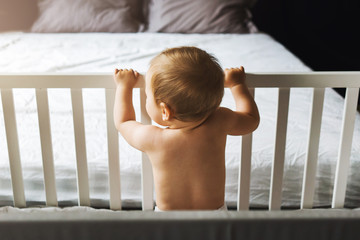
[145,46,224,125]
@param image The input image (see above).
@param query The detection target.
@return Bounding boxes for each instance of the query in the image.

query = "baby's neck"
[167,117,207,131]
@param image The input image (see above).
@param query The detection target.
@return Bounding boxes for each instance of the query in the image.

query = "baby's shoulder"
[206,107,231,124]
[202,107,233,132]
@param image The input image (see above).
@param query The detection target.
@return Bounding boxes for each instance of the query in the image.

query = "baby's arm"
[113,69,160,152]
[221,67,260,135]
[113,69,138,125]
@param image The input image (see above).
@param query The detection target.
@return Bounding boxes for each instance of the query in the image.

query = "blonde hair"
[150,46,224,122]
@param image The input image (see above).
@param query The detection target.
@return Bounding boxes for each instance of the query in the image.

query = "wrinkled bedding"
[0,32,359,208]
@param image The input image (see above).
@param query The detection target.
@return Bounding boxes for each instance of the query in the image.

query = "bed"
[1,32,360,209]
[1,0,360,239]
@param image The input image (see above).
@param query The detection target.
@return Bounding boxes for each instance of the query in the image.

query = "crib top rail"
[0,72,360,88]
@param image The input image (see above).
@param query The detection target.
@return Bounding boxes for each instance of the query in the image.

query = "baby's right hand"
[224,67,246,88]
[114,68,139,88]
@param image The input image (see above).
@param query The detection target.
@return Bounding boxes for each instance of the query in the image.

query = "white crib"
[0,72,359,210]
[0,72,360,240]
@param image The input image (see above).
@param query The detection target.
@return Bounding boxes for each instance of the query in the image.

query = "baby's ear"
[160,102,171,121]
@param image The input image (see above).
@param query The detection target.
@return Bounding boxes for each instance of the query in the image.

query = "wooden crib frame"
[0,72,359,212]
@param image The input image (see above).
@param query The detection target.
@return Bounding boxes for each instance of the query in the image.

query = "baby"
[113,46,259,211]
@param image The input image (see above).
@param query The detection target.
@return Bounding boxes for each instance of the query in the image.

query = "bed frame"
[0,72,360,239]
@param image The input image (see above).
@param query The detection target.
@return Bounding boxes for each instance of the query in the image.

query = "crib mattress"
[1,206,360,240]
[0,32,359,208]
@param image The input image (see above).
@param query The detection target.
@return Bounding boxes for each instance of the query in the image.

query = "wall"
[0,0,38,32]
[251,0,359,104]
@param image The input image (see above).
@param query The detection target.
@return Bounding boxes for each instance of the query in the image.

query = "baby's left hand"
[114,68,139,88]
[224,67,246,88]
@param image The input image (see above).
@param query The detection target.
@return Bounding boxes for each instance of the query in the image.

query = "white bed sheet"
[0,32,359,208]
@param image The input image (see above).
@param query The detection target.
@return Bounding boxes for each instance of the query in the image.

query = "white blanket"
[0,32,359,208]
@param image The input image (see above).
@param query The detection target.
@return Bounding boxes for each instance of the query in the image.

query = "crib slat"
[269,88,290,210]
[105,89,121,210]
[237,88,254,211]
[332,88,359,208]
[301,88,325,209]
[238,134,253,211]
[35,89,58,207]
[140,88,154,211]
[71,89,90,206]
[1,89,26,208]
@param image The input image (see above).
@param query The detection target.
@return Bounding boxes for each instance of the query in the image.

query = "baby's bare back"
[147,113,227,210]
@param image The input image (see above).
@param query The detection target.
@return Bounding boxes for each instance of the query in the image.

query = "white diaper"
[155,203,228,212]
